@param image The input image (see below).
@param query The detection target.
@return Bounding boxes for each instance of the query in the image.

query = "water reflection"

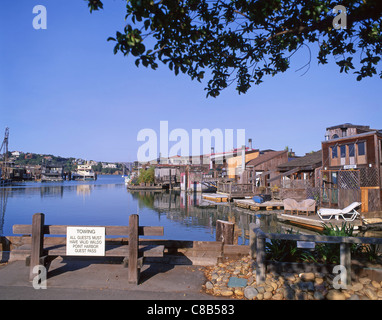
[129,189,284,244]
[0,188,9,235]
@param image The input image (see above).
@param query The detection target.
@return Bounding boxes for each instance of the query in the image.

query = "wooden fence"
[217,182,254,197]
[249,223,382,286]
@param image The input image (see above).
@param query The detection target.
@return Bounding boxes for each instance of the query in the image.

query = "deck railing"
[217,182,253,195]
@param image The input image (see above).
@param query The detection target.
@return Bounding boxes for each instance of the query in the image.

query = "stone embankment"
[203,256,382,300]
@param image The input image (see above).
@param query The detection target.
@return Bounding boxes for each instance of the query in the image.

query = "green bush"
[137,167,155,184]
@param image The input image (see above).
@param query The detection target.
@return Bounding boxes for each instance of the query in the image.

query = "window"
[332,134,339,139]
[331,146,338,158]
[348,144,355,157]
[340,145,346,158]
[358,142,366,156]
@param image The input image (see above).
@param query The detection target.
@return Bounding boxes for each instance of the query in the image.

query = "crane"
[0,127,9,179]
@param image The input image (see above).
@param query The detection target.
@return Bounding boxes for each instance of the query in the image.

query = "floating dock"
[234,199,284,211]
[202,193,229,203]
[278,213,363,232]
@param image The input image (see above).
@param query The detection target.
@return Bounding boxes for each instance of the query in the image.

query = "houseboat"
[41,164,64,182]
[72,164,97,181]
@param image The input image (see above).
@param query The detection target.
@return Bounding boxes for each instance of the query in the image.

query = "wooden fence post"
[340,243,352,287]
[256,233,266,284]
[249,223,257,259]
[128,214,139,284]
[216,220,234,245]
[29,213,45,281]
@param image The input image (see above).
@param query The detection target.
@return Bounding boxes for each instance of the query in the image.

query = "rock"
[283,273,296,282]
[263,291,273,300]
[211,273,219,281]
[351,283,363,292]
[213,287,221,295]
[314,291,325,300]
[365,288,378,300]
[359,277,371,285]
[244,287,258,300]
[234,288,244,297]
[272,293,284,300]
[205,281,214,290]
[270,281,278,291]
[221,289,234,297]
[265,285,274,292]
[283,286,295,300]
[299,272,315,282]
[314,283,327,293]
[295,291,308,300]
[228,277,247,288]
[372,280,381,289]
[256,285,265,294]
[326,290,346,300]
[203,256,382,301]
[307,292,316,300]
[298,281,315,292]
[247,276,255,285]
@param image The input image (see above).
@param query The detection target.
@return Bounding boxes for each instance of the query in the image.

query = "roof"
[278,150,322,170]
[326,123,371,131]
[322,130,382,144]
[210,148,259,158]
[246,150,287,168]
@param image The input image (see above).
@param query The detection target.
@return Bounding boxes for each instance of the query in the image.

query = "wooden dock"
[234,199,284,211]
[278,213,363,232]
[202,193,229,203]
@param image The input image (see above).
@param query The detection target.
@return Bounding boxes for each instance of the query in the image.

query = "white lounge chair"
[317,202,362,221]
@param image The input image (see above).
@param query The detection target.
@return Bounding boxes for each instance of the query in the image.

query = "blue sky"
[1,0,381,162]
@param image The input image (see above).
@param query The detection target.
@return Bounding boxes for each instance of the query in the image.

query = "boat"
[71,164,97,181]
[124,175,131,185]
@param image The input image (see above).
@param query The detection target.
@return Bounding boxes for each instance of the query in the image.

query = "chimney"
[248,138,252,150]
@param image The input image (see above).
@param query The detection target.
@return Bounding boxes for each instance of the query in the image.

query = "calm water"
[0,175,285,242]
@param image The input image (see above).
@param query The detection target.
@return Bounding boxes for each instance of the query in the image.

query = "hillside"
[5,151,123,174]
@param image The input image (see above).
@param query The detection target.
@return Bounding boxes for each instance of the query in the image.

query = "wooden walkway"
[234,199,284,211]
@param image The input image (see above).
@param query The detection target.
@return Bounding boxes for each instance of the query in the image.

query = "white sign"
[344,165,357,170]
[66,227,105,256]
[297,241,315,249]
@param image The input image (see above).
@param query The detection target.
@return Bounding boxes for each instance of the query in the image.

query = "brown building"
[322,123,382,186]
[244,150,288,187]
[276,150,322,188]
[321,123,382,212]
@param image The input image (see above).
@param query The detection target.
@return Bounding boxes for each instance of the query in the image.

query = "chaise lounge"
[317,202,362,221]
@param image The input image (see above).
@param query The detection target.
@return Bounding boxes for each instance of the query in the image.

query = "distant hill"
[4,151,124,174]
